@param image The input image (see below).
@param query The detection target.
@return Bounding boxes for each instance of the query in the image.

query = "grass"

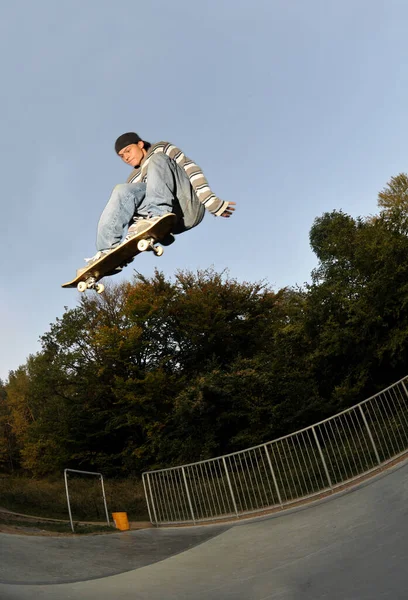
[0,474,150,523]
[0,511,116,534]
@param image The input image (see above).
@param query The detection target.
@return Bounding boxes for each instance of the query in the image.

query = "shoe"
[125,213,176,242]
[76,250,111,277]
[125,216,161,241]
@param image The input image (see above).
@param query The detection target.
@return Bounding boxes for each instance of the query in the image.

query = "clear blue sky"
[1,0,407,381]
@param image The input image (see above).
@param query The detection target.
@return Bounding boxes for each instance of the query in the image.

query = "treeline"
[2,174,408,478]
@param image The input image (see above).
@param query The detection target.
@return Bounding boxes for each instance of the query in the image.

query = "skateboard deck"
[62,213,176,293]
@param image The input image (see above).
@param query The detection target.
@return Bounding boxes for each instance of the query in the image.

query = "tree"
[24,269,315,473]
[306,206,408,408]
[378,173,408,213]
[5,354,71,476]
[0,379,18,473]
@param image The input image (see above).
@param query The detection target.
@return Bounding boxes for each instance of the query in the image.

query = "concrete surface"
[1,460,408,599]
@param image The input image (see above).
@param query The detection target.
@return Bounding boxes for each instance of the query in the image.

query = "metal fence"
[142,375,408,525]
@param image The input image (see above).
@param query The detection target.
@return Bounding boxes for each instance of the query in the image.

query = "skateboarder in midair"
[80,132,236,273]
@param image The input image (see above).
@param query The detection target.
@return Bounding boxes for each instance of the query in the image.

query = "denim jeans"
[96,153,205,251]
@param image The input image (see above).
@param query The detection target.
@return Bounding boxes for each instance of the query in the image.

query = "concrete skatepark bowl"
[1,457,408,599]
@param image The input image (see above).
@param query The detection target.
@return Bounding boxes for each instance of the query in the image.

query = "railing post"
[99,475,110,526]
[358,404,381,465]
[264,444,283,506]
[148,474,160,524]
[312,426,333,488]
[222,457,239,517]
[182,467,196,524]
[64,469,75,533]
[142,473,156,525]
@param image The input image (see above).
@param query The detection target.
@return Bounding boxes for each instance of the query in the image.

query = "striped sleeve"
[158,142,229,216]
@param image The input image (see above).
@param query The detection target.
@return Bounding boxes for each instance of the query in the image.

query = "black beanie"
[115,132,142,154]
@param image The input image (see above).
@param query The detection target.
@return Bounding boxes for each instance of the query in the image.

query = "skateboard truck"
[137,237,164,256]
[77,276,105,294]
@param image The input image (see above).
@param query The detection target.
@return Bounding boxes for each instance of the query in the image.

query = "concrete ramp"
[1,460,408,599]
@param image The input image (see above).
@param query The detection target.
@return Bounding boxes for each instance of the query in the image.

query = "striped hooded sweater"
[126,142,229,217]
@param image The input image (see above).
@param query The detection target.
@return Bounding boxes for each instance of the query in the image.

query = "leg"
[142,153,205,233]
[96,183,147,251]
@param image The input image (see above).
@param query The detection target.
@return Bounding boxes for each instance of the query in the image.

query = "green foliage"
[0,379,18,472]
[378,173,408,212]
[5,355,71,475]
[160,353,320,466]
[306,196,408,405]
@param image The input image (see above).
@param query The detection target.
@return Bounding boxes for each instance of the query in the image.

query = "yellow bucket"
[112,512,130,531]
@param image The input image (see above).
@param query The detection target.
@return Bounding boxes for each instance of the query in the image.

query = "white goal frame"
[64,468,110,533]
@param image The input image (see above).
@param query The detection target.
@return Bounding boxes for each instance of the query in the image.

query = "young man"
[82,132,235,270]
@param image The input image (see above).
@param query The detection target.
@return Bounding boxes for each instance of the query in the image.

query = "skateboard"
[62,213,176,293]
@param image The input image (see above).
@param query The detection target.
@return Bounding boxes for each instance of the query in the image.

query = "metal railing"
[142,375,408,525]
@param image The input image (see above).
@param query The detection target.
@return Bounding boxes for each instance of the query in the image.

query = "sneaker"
[125,216,161,242]
[76,250,111,277]
[125,213,177,242]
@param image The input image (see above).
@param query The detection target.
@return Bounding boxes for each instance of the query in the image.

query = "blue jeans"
[96,153,205,251]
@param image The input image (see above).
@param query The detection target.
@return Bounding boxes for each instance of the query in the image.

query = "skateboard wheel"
[137,239,149,252]
[154,245,164,257]
[77,281,87,292]
[95,283,105,294]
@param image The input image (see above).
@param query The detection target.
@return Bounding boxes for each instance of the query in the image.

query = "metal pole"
[65,468,103,476]
[358,404,381,465]
[312,427,333,488]
[264,444,283,506]
[182,467,196,524]
[99,475,110,526]
[142,473,155,525]
[222,457,239,518]
[64,469,75,533]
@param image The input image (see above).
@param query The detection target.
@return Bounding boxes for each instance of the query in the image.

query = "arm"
[162,144,231,217]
